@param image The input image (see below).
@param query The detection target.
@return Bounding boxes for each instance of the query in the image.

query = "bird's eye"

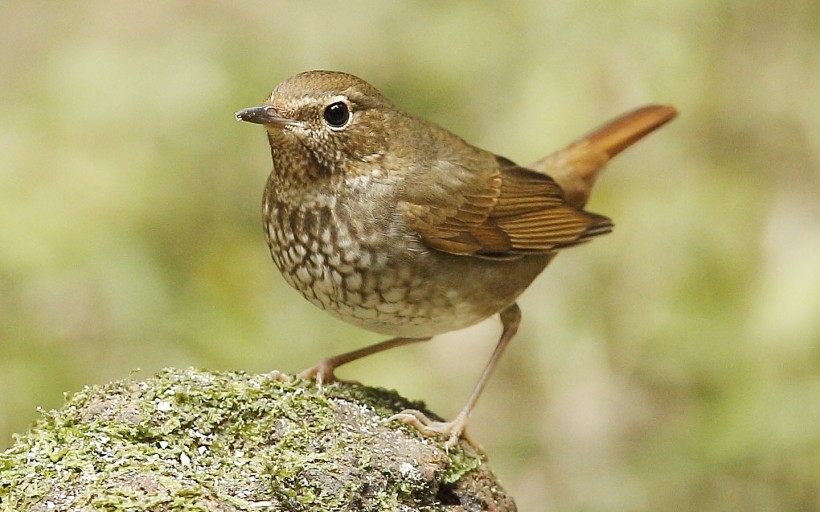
[323,101,351,128]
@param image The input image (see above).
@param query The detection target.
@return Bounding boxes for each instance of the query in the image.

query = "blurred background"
[1,1,818,510]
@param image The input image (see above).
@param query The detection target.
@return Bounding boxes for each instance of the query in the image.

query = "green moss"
[0,368,512,511]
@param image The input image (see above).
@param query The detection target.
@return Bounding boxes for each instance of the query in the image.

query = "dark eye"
[323,101,350,128]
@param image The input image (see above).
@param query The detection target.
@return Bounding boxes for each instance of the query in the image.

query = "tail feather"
[529,105,677,208]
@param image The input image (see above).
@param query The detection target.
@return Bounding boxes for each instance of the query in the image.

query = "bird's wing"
[398,156,613,258]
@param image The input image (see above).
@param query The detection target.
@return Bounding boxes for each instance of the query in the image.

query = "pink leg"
[390,303,522,449]
[297,336,432,384]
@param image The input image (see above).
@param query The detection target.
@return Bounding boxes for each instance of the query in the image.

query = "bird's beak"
[235,106,300,128]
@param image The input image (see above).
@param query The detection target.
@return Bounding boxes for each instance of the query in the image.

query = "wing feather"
[400,155,612,257]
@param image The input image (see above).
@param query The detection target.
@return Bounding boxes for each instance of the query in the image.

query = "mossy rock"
[0,368,515,511]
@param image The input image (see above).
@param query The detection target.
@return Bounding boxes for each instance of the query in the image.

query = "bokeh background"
[1,1,818,510]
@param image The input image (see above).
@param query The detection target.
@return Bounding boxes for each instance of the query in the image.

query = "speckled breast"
[262,196,529,338]
[262,173,553,338]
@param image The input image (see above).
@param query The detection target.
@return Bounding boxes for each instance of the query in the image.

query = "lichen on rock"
[0,368,516,511]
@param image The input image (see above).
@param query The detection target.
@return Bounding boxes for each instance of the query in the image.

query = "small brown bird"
[236,71,676,448]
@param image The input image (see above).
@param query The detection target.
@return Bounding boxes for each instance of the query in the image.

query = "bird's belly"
[269,231,550,338]
[271,240,463,336]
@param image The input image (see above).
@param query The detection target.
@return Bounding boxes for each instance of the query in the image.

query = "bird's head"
[237,70,396,179]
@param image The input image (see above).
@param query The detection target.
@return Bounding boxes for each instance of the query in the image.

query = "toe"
[388,409,472,449]
[296,359,336,384]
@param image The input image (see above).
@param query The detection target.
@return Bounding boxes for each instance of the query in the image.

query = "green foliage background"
[1,2,817,510]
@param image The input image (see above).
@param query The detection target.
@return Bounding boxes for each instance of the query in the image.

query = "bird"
[236,70,676,448]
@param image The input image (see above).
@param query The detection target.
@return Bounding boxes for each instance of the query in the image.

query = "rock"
[0,368,516,511]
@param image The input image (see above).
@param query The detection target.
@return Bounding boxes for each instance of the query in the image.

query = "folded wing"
[400,156,613,258]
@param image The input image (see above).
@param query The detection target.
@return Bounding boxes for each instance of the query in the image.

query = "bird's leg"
[296,336,431,385]
[390,302,522,450]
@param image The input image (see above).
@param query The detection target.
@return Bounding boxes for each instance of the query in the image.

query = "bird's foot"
[388,409,477,451]
[296,358,361,386]
[295,358,338,386]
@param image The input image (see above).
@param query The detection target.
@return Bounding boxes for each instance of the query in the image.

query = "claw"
[296,358,337,385]
[388,409,477,451]
[296,359,362,386]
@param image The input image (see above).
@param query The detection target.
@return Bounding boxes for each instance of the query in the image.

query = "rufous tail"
[530,105,677,208]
